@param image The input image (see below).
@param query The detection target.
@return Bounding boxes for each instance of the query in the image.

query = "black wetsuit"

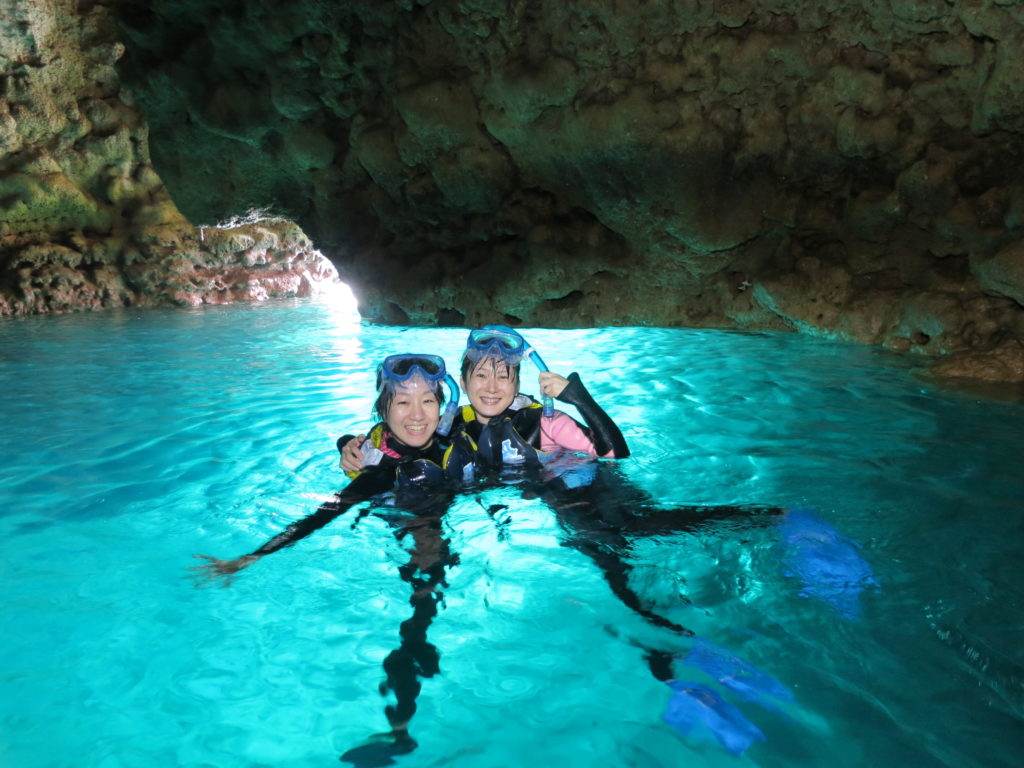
[450,374,784,676]
[250,435,450,557]
[328,378,783,754]
[249,428,461,754]
[453,372,630,466]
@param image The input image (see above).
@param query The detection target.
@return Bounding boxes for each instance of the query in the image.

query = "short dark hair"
[460,354,521,385]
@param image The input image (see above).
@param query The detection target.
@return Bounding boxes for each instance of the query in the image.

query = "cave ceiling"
[4,0,1024,381]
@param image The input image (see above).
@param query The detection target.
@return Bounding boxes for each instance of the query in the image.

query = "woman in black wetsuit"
[193,354,470,763]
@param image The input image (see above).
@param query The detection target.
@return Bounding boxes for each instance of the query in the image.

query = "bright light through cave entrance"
[209,211,361,322]
[316,257,361,323]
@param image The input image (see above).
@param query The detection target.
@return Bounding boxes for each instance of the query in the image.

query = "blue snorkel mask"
[377,354,460,436]
[465,325,554,417]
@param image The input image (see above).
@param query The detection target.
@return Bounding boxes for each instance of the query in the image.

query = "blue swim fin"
[663,681,766,756]
[682,639,794,710]
[779,509,877,618]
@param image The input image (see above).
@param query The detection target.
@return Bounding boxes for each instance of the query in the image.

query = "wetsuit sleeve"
[554,372,630,458]
[249,467,395,556]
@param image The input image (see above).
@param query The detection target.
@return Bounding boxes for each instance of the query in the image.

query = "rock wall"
[4,0,1024,382]
[0,0,338,316]
[111,0,1024,381]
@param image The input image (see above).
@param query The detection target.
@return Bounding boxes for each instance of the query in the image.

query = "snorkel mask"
[464,326,553,417]
[377,354,461,436]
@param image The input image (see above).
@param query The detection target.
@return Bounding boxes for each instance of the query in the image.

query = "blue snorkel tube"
[437,374,460,436]
[523,344,554,418]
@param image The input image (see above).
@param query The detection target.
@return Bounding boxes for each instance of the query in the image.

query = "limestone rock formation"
[4,0,1024,384]
[0,0,338,316]
[109,0,1024,381]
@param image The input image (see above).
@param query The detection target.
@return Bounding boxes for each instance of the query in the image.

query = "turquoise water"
[1,297,1022,768]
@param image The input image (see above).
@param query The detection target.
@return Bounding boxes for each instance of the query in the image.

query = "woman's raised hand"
[538,371,569,399]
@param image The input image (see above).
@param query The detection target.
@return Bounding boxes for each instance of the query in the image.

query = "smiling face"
[463,358,519,424]
[383,375,440,448]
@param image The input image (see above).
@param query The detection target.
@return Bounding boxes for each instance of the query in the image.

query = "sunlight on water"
[1,298,1022,768]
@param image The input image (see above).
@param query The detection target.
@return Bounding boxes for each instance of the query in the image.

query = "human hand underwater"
[340,434,366,474]
[190,554,260,587]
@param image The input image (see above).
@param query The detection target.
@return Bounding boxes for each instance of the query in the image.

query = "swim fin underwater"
[660,639,792,755]
[662,681,766,756]
[682,639,794,711]
[778,509,877,618]
[662,511,871,754]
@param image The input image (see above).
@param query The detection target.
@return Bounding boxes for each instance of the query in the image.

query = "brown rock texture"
[0,0,339,316]
[110,0,1024,381]
[4,0,1024,383]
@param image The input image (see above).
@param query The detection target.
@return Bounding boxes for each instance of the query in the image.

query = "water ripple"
[2,300,1023,767]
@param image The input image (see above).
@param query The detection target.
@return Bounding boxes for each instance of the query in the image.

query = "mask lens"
[396,357,439,376]
[469,329,522,353]
[381,355,445,383]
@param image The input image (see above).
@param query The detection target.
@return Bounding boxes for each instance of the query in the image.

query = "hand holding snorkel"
[466,326,629,458]
[525,346,556,418]
[537,370,570,402]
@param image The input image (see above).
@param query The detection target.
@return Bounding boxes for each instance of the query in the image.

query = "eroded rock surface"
[110,0,1024,380]
[0,0,338,316]
[4,0,1024,383]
